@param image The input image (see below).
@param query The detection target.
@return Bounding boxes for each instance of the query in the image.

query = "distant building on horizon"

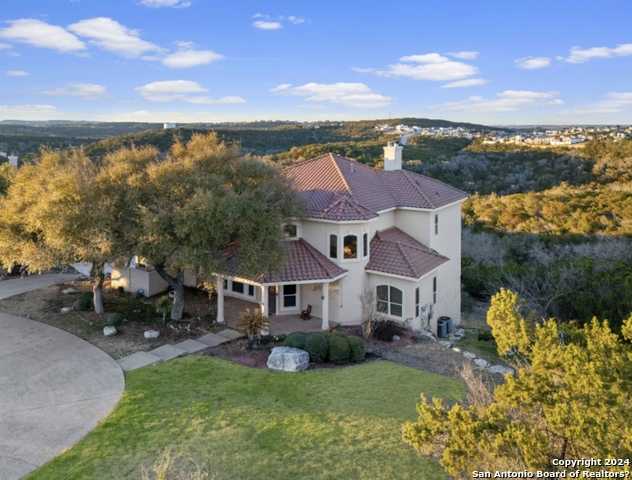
[163,122,177,130]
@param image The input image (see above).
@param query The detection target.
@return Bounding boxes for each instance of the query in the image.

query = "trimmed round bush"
[304,332,329,363]
[76,292,93,311]
[328,334,352,364]
[105,312,125,328]
[283,332,308,350]
[347,336,366,363]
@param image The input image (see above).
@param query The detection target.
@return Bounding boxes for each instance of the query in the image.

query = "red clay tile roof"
[283,153,467,221]
[366,227,448,279]
[225,239,346,284]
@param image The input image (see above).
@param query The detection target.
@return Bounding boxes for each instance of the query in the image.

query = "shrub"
[105,312,125,328]
[284,332,307,350]
[372,319,405,342]
[328,334,352,364]
[347,336,366,362]
[238,308,270,349]
[75,292,93,311]
[304,332,329,363]
[478,329,494,342]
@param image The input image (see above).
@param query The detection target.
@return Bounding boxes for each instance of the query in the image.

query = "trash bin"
[439,316,453,334]
[437,318,448,338]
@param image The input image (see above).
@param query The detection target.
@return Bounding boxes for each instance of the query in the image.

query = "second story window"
[343,235,357,259]
[329,234,338,259]
[434,214,439,235]
[363,233,368,257]
[433,277,437,304]
[283,224,298,239]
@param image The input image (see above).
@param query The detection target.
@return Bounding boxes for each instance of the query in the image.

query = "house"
[217,142,467,335]
[112,143,467,335]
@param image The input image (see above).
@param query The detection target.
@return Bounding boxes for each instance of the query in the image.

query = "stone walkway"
[117,328,244,371]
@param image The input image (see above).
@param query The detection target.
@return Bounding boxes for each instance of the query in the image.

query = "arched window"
[343,235,357,259]
[329,234,338,259]
[376,285,403,317]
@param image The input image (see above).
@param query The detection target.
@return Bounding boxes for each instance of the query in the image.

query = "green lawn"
[29,357,464,480]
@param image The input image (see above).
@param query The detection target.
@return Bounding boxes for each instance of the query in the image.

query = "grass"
[456,329,502,363]
[29,357,465,480]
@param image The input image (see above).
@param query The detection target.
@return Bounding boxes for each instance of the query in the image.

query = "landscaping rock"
[474,358,489,369]
[438,340,453,348]
[61,287,80,294]
[60,306,73,314]
[144,329,160,340]
[103,326,117,337]
[489,364,514,375]
[266,346,309,372]
[392,335,401,341]
[452,346,461,353]
[462,351,476,360]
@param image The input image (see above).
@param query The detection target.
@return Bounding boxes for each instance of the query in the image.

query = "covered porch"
[216,238,347,334]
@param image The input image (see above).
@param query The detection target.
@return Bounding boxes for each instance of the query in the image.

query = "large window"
[329,234,338,259]
[283,284,297,308]
[363,233,368,257]
[433,277,437,304]
[231,281,244,294]
[376,285,403,318]
[434,214,439,235]
[343,235,357,259]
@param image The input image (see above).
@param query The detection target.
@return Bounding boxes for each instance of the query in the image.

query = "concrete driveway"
[0,312,124,479]
[0,273,80,300]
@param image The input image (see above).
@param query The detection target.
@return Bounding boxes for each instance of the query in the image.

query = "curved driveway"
[0,312,124,479]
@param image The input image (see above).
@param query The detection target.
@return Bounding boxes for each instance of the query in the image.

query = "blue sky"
[1,0,631,125]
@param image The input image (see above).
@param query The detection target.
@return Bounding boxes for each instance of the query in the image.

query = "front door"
[268,286,277,315]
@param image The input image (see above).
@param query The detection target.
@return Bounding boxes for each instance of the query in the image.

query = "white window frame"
[415,286,420,318]
[329,233,338,259]
[281,284,299,311]
[283,223,300,239]
[376,284,404,318]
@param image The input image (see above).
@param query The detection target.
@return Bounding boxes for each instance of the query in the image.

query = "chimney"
[383,142,403,171]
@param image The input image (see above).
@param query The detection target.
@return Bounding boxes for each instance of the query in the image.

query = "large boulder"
[267,346,309,372]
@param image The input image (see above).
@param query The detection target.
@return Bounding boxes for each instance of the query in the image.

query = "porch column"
[260,285,268,316]
[216,275,225,324]
[321,282,330,330]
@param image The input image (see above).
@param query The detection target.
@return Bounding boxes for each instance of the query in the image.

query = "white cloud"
[442,78,487,88]
[139,0,191,8]
[68,17,161,57]
[43,83,107,99]
[0,19,85,53]
[439,90,562,112]
[448,51,479,60]
[0,104,57,120]
[252,14,305,30]
[272,82,391,108]
[0,42,13,50]
[286,16,305,25]
[360,52,478,81]
[136,80,245,105]
[574,92,632,114]
[253,20,283,30]
[515,56,551,70]
[162,48,223,68]
[563,43,632,63]
[270,83,292,93]
[6,69,29,77]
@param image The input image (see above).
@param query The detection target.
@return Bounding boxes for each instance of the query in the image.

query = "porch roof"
[226,239,347,285]
[366,227,449,280]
